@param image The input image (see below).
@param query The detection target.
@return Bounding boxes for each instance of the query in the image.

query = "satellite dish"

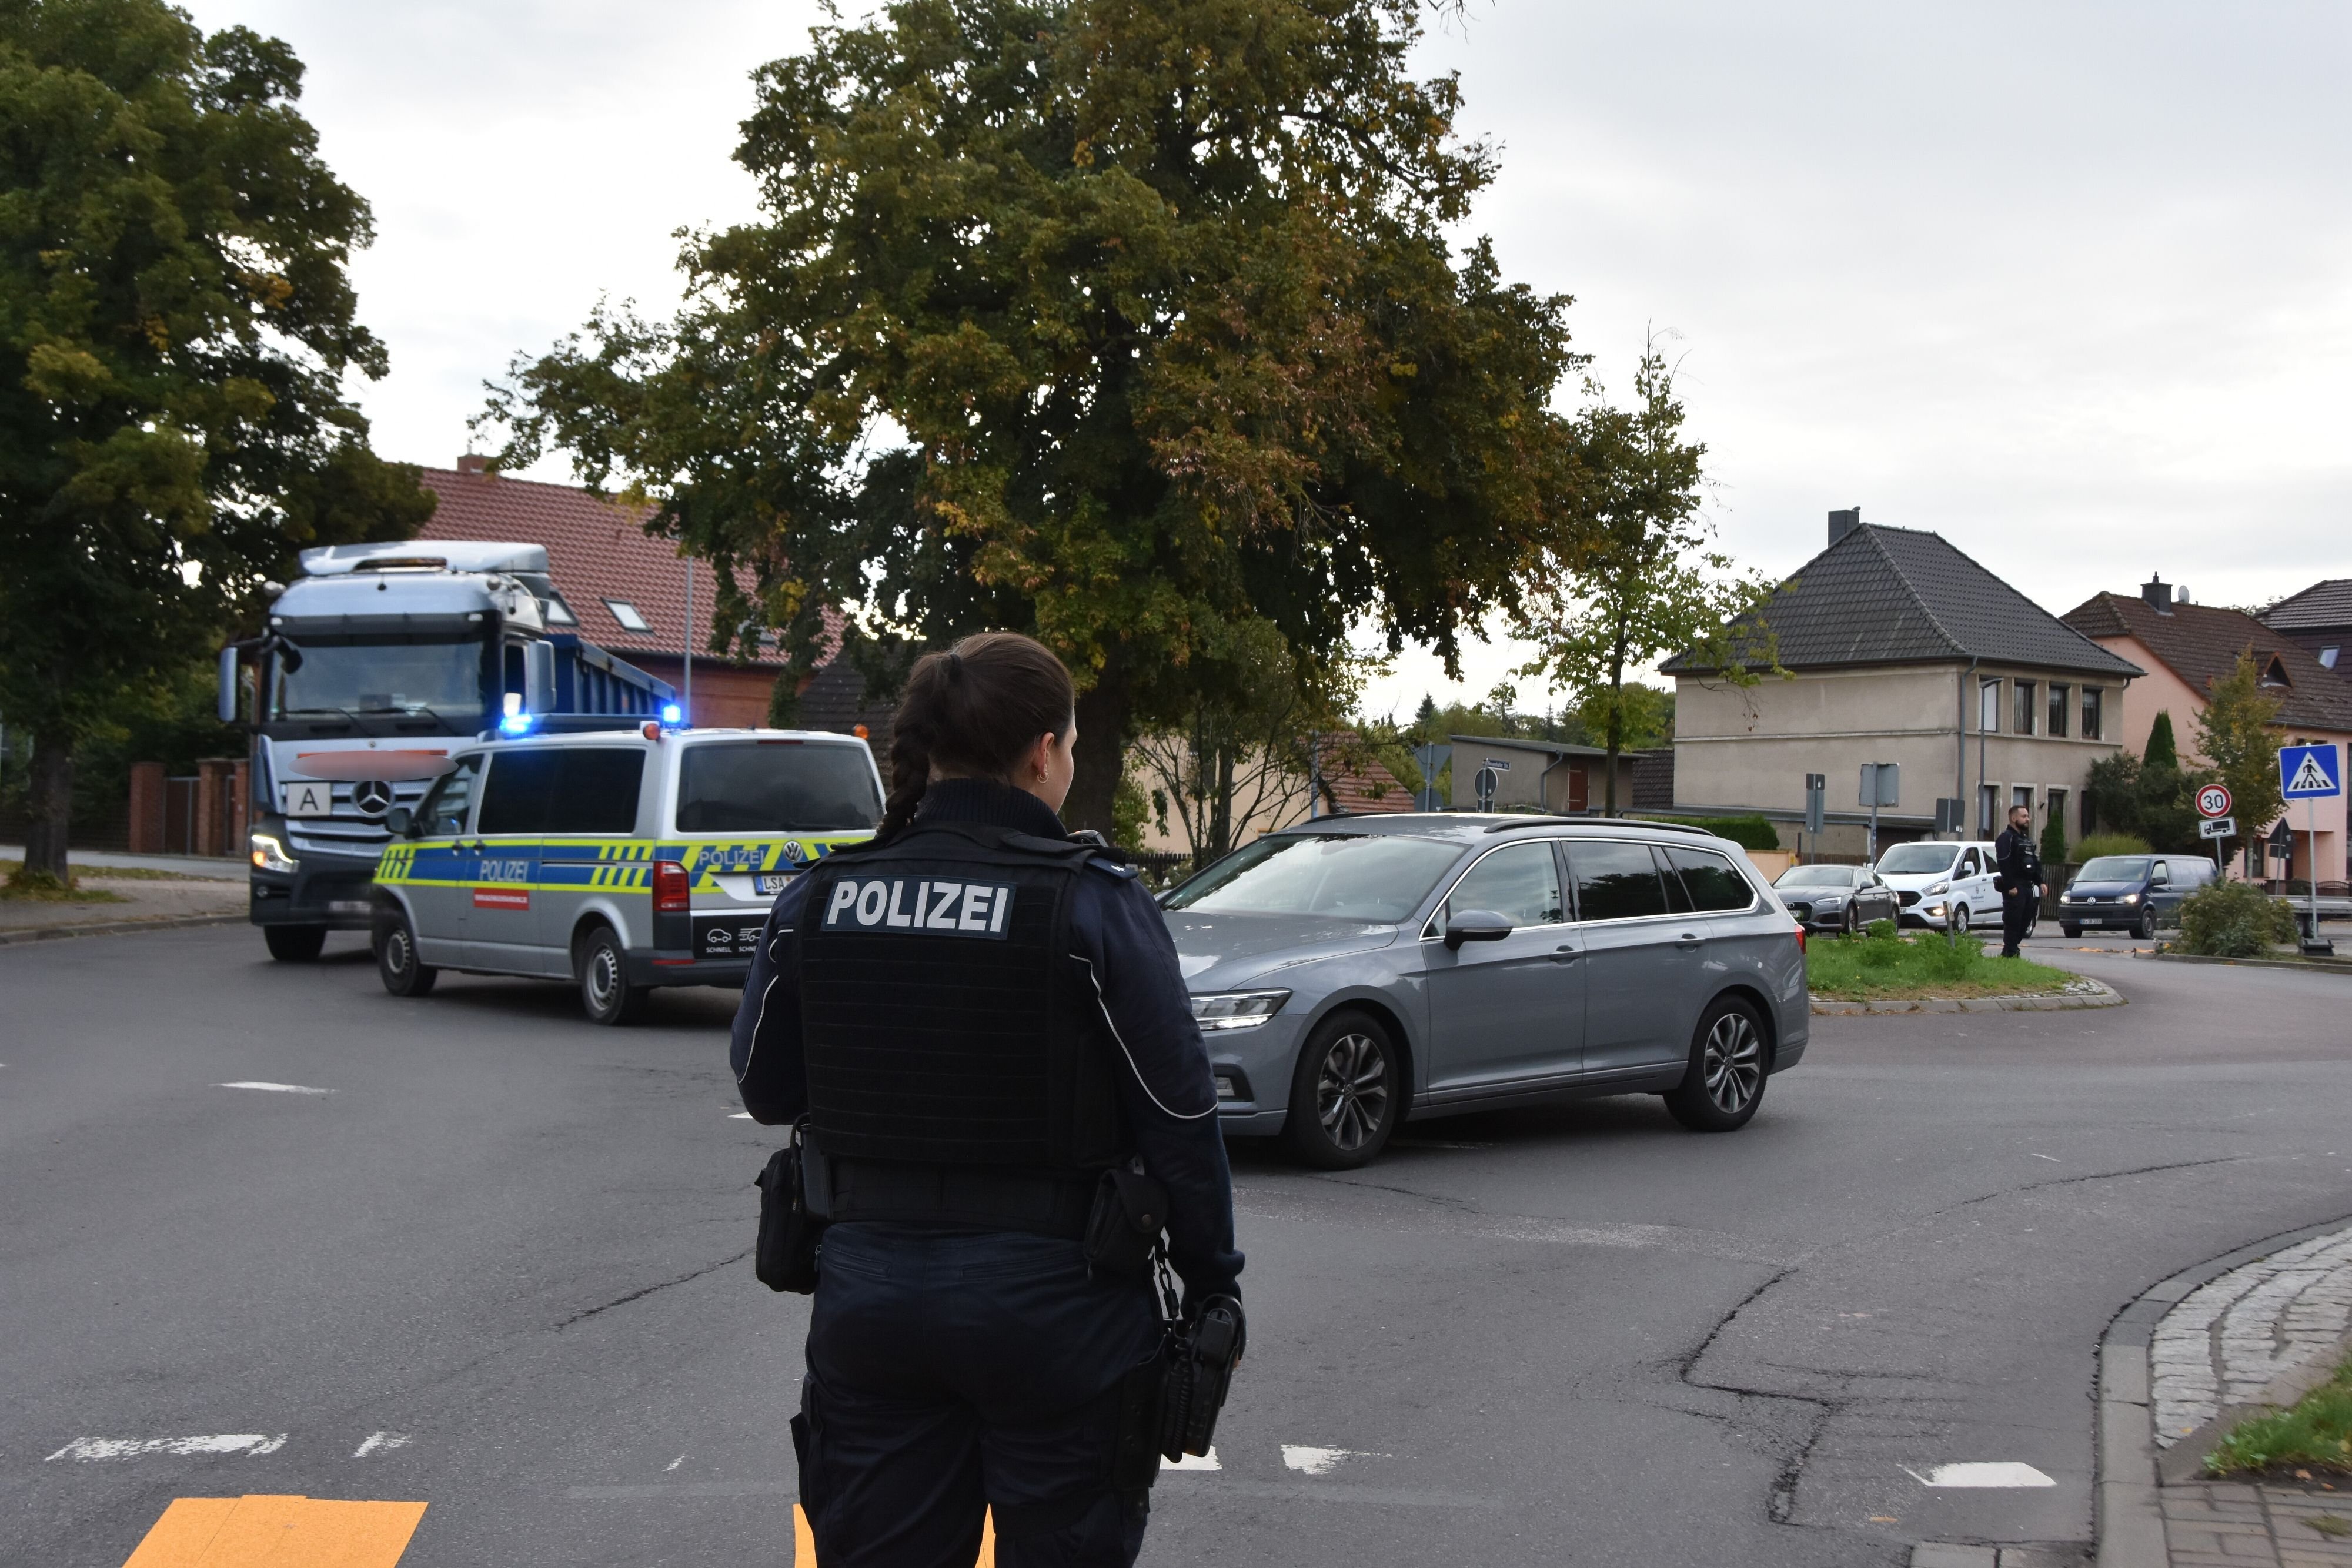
[2176,586,2193,604]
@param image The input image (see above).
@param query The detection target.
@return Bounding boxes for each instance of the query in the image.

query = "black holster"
[1158,1295,1244,1462]
[753,1121,827,1293]
[1081,1166,1169,1277]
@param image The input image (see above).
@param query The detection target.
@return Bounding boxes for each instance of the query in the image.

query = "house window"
[2082,789,2097,838]
[2047,684,2069,738]
[2081,687,2103,740]
[2012,785,2034,818]
[2046,788,2067,842]
[603,600,651,633]
[2014,681,2037,737]
[1979,783,1999,835]
[1979,678,2002,734]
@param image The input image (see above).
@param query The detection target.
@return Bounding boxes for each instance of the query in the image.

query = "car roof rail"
[1483,816,1716,837]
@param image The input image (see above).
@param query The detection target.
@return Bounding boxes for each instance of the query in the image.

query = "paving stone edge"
[2138,952,2352,977]
[0,912,247,947]
[1813,977,2124,1016]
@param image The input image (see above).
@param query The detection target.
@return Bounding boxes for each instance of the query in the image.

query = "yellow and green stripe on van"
[374,834,868,893]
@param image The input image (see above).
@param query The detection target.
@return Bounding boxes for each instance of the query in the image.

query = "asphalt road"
[6,925,2351,1567]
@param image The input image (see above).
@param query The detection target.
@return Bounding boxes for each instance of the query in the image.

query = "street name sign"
[2199,815,2236,840]
[2196,784,2232,819]
[2280,743,2343,799]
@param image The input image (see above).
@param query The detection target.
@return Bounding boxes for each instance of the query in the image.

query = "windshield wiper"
[278,706,369,726]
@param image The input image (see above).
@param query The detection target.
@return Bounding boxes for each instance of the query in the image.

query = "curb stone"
[0,913,247,947]
[2140,952,2352,977]
[1813,977,2124,1016]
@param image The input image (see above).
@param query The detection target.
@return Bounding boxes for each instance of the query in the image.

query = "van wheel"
[2134,907,2156,940]
[1950,904,1970,935]
[576,924,648,1026]
[1283,1011,1401,1169]
[2060,922,2082,938]
[373,912,436,997]
[1663,997,1768,1132]
[264,924,327,962]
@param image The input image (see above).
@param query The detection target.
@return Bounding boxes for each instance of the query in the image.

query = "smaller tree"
[2084,751,2142,840]
[2194,651,2286,871]
[2132,710,2211,854]
[2039,800,2067,868]
[1518,343,1778,815]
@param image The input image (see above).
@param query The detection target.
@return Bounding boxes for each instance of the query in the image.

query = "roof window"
[2320,647,2340,670]
[2260,655,2291,689]
[603,600,650,633]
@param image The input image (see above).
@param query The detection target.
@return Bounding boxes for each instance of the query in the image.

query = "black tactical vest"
[794,822,1129,1179]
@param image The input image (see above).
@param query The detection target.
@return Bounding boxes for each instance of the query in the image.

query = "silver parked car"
[1162,815,1810,1168]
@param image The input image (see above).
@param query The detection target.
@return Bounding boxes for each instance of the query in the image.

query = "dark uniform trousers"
[2000,888,2037,957]
[1994,828,2043,958]
[794,1223,1163,1568]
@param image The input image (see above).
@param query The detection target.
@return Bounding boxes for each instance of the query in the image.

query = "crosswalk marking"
[122,1496,426,1567]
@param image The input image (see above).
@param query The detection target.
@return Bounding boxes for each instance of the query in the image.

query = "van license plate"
[753,873,795,895]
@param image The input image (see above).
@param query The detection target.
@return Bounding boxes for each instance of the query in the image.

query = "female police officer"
[730,631,1243,1567]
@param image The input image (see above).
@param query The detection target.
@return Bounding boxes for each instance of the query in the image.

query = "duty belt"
[803,1142,1099,1239]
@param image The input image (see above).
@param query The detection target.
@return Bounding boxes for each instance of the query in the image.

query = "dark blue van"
[2057,853,2216,938]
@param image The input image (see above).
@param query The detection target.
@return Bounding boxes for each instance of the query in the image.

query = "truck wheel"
[374,912,436,997]
[264,924,328,962]
[576,924,649,1026]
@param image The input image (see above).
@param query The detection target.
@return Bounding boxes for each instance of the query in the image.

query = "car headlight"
[1925,880,1950,895]
[249,833,298,874]
[2119,892,2140,904]
[1190,990,1291,1031]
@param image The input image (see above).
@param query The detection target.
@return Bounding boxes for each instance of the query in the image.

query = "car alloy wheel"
[1284,1011,1401,1169]
[1664,997,1768,1132]
[1317,1030,1390,1152]
[1842,903,1859,937]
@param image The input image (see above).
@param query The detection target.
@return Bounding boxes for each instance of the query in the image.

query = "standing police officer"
[1993,801,2044,958]
[730,631,1242,1568]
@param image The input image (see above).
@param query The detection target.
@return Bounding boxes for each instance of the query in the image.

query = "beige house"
[1663,511,2143,858]
[1444,735,1641,814]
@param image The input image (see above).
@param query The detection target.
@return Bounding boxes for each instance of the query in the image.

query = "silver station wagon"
[1163,815,1809,1168]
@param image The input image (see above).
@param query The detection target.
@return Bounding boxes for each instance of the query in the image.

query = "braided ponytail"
[870,631,1075,843]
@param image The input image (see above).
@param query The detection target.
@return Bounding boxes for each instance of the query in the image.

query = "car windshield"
[2076,856,2153,882]
[1875,844,1957,875]
[674,741,881,832]
[273,636,484,717]
[1164,833,1462,922]
[1775,866,1856,887]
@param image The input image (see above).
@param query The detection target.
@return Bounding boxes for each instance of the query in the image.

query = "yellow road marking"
[123,1496,426,1567]
[792,1503,995,1566]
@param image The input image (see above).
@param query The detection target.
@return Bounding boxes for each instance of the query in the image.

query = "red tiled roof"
[2062,592,2352,733]
[415,466,814,668]
[1312,733,1415,815]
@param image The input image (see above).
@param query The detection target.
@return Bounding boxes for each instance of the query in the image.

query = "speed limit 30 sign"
[2196,783,2233,819]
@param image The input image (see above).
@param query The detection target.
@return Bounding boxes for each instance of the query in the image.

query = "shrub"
[2175,880,2297,957]
[2074,832,2152,861]
[1639,813,1780,851]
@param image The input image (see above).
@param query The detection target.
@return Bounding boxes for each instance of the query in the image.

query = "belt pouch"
[1082,1167,1170,1276]
[754,1124,827,1293]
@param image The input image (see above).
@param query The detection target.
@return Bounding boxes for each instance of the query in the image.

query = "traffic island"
[1807,925,2120,1014]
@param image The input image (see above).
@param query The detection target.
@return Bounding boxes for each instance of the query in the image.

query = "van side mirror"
[386,806,415,838]
[1444,909,1514,950]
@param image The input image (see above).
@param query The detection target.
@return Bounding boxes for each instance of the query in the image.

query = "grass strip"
[2,857,196,885]
[2207,1356,2352,1478]
[1806,922,2076,1001]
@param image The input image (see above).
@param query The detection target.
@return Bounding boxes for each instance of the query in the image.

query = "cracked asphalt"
[5,927,2350,1566]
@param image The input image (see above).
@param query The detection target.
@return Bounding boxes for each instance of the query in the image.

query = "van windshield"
[2076,856,2153,882]
[675,741,881,833]
[1164,833,1461,922]
[1875,844,1958,875]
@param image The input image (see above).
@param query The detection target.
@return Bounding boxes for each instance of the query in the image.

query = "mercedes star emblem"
[352,780,395,817]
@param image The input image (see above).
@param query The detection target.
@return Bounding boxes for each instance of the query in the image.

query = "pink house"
[2063,578,2350,887]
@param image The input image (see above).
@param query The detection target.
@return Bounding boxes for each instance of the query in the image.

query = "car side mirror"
[386,806,415,838]
[1444,908,1514,950]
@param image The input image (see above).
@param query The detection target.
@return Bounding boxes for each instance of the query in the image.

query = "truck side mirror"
[386,806,415,837]
[218,646,240,724]
[523,641,556,716]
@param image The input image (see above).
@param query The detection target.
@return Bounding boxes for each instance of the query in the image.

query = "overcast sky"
[182,0,2352,720]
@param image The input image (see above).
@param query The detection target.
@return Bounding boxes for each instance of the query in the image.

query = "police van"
[370,725,882,1024]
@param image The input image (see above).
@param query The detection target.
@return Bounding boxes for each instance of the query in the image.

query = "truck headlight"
[249,833,298,874]
[1190,990,1291,1031]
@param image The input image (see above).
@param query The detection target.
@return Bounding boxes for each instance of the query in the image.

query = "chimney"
[2141,574,2171,611]
[1828,507,1861,544]
[456,453,490,476]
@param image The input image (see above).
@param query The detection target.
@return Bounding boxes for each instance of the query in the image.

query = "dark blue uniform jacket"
[730,779,1244,1306]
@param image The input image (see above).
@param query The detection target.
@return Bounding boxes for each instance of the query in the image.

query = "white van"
[370,726,882,1022]
[1870,840,2003,934]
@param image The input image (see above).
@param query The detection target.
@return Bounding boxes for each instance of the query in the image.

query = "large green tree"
[0,0,430,881]
[1516,344,1776,815]
[484,0,1576,831]
[2194,651,2286,869]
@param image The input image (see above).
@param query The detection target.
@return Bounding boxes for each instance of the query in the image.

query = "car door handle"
[1675,931,1703,948]
[1551,944,1579,962]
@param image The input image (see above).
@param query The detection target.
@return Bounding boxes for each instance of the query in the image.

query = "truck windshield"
[675,741,881,833]
[1164,833,1461,922]
[273,637,484,718]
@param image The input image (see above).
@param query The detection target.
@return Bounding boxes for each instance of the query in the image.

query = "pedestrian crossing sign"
[2279,743,2343,800]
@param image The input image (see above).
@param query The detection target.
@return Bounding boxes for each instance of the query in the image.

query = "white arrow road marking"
[1282,1445,1392,1476]
[47,1434,288,1460]
[1903,1462,2055,1487]
[218,1082,333,1095]
[1164,1448,1220,1472]
[352,1430,412,1457]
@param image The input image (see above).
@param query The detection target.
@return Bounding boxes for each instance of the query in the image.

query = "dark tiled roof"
[1631,748,1675,811]
[416,466,834,669]
[1662,524,2142,678]
[2062,593,2352,732]
[2263,580,2352,634]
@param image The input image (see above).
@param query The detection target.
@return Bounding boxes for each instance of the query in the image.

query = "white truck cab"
[1871,840,2003,934]
[370,725,881,1022]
